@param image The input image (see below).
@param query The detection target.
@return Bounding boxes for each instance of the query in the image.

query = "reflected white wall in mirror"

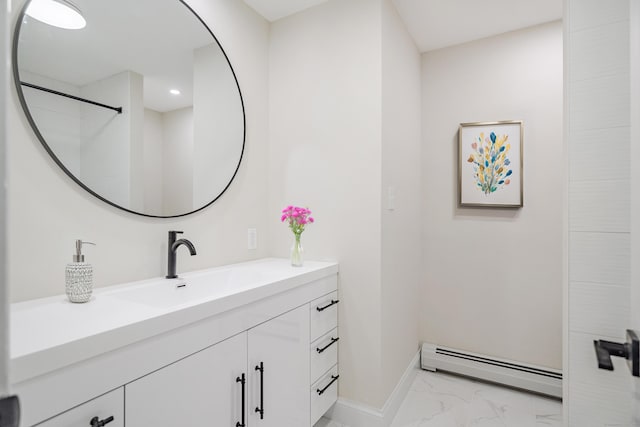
[14,0,245,217]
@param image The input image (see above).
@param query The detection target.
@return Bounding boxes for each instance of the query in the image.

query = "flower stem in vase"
[291,233,304,267]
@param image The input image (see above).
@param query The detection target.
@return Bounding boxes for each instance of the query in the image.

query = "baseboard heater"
[421,343,562,398]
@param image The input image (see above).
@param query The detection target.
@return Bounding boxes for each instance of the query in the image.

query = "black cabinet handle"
[317,337,339,354]
[236,373,246,427]
[89,416,114,427]
[255,362,264,419]
[316,299,339,312]
[316,375,339,396]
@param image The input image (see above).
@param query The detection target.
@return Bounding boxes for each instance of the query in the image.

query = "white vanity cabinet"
[309,291,340,425]
[125,332,247,427]
[248,305,310,427]
[11,260,339,427]
[126,305,312,427]
[36,388,124,427]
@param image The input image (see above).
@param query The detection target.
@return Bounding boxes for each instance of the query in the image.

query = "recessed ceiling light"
[169,89,181,95]
[25,0,86,30]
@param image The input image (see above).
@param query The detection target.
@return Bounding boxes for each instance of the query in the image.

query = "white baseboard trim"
[323,351,420,427]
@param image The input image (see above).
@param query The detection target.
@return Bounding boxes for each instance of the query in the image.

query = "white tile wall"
[569,282,630,338]
[569,232,630,285]
[569,74,630,131]
[567,0,633,424]
[568,381,631,427]
[568,127,630,182]
[569,0,629,32]
[570,21,630,83]
[569,180,630,233]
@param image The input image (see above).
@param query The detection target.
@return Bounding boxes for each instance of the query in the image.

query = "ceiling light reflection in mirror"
[14,0,245,217]
[25,0,86,30]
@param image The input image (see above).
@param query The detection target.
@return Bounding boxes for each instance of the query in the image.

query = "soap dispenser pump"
[65,240,96,303]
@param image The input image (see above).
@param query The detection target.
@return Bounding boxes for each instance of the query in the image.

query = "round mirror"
[13,0,245,217]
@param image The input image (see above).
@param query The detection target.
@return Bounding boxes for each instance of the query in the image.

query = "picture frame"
[459,120,523,207]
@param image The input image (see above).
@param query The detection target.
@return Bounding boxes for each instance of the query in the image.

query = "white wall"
[8,0,270,302]
[380,0,421,402]
[566,0,633,424]
[18,71,82,176]
[143,108,164,214]
[193,44,244,209]
[128,72,144,213]
[0,0,9,397]
[269,0,422,410]
[268,0,384,408]
[143,106,199,217]
[421,22,563,369]
[80,71,141,210]
[162,107,194,215]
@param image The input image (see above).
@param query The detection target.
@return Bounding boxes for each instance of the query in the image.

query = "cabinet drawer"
[37,388,123,427]
[310,365,339,425]
[310,291,338,342]
[310,328,338,382]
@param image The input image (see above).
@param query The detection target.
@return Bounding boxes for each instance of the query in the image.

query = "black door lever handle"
[593,329,639,377]
[593,340,627,370]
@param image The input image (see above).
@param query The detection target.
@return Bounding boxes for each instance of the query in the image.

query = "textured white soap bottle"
[65,240,96,303]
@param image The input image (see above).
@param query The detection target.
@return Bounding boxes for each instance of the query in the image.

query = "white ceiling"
[243,0,329,22]
[392,0,562,52]
[243,0,562,53]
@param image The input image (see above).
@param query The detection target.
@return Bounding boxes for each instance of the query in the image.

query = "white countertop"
[10,258,339,384]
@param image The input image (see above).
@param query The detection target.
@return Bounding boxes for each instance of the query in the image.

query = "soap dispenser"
[66,240,96,303]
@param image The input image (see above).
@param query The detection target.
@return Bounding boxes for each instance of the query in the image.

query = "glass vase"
[290,233,304,267]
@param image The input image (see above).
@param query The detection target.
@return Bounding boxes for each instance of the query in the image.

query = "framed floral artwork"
[459,120,523,207]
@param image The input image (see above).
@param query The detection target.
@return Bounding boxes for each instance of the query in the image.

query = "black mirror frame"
[12,0,246,218]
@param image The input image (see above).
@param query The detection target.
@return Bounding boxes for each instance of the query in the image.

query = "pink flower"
[280,205,314,236]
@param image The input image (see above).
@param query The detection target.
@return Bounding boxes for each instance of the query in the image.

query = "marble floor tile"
[391,371,563,427]
[314,417,349,427]
[316,370,563,427]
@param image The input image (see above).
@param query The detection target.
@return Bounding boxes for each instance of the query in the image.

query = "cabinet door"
[126,332,247,427]
[248,305,310,427]
[37,388,123,427]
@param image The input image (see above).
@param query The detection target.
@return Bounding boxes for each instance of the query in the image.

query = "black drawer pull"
[90,416,114,427]
[316,337,339,354]
[316,299,339,312]
[236,373,246,427]
[317,375,339,396]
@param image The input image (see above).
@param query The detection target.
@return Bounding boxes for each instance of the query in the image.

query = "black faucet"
[166,230,197,279]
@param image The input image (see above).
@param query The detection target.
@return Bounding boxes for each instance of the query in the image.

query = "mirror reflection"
[14,0,245,217]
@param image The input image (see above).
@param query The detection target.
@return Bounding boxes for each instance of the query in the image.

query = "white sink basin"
[109,267,268,309]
